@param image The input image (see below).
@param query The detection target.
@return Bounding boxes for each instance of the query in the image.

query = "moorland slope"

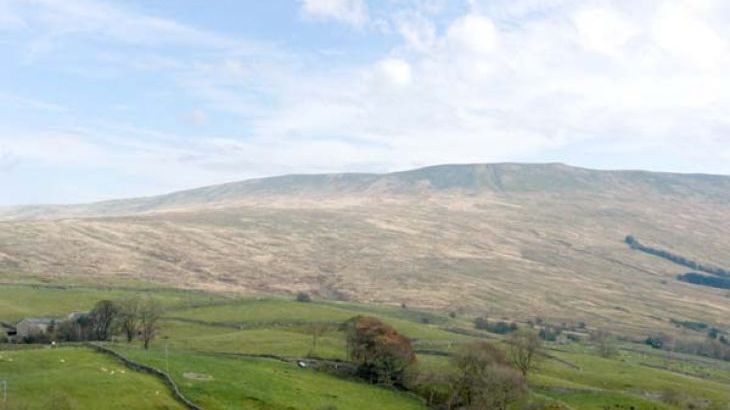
[1,163,728,336]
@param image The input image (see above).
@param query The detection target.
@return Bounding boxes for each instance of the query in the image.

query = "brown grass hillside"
[1,163,728,336]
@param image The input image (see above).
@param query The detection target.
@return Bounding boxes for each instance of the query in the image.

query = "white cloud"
[246,1,730,175]
[300,0,368,26]
[395,13,437,52]
[446,14,498,55]
[573,7,637,55]
[377,58,412,87]
[651,1,727,69]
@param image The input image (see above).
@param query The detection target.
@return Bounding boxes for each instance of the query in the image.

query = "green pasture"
[0,346,183,409]
[112,345,426,410]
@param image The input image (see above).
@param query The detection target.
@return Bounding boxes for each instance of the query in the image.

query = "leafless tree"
[508,329,542,377]
[591,329,618,358]
[307,323,331,356]
[138,298,162,349]
[91,300,118,341]
[117,297,141,343]
[448,341,526,410]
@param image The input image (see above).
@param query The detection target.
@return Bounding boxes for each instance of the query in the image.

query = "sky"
[1,0,729,205]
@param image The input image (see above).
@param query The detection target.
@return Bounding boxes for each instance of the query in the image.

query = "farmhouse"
[15,318,56,340]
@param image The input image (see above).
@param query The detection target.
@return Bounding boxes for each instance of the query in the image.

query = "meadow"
[2,283,730,409]
[0,347,183,409]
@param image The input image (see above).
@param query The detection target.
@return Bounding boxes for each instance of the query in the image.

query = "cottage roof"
[17,317,56,325]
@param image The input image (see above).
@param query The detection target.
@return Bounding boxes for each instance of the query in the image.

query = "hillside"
[1,163,729,336]
[2,163,729,219]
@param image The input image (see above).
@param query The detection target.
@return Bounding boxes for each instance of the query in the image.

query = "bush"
[645,334,668,349]
[296,292,312,302]
[344,316,416,386]
[474,316,518,334]
[539,325,561,341]
[449,341,526,410]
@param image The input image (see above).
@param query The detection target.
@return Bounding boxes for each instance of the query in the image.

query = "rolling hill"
[1,163,729,337]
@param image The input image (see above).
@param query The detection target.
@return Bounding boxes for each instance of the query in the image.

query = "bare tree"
[307,323,331,356]
[117,297,141,343]
[138,298,162,350]
[591,330,618,358]
[448,341,526,410]
[91,300,118,341]
[508,329,542,377]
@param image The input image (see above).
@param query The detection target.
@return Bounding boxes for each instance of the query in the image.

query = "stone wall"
[85,343,202,410]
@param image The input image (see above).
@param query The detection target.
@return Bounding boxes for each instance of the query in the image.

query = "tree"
[57,313,94,341]
[91,300,118,341]
[448,341,526,410]
[508,329,542,377]
[138,298,162,349]
[344,316,416,385]
[474,316,489,330]
[591,330,618,358]
[307,322,332,356]
[117,297,141,343]
[296,292,312,302]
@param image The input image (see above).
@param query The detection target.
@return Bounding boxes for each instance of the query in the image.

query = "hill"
[1,163,729,336]
[2,163,729,219]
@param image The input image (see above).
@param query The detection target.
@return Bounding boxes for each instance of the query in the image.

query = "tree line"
[676,272,730,290]
[28,297,162,349]
[625,235,730,278]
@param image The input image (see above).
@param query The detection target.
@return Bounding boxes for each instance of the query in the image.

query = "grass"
[0,346,183,409]
[166,298,473,343]
[112,345,426,410]
[151,298,730,409]
[3,291,730,410]
[534,388,675,410]
[157,320,348,359]
[533,348,730,408]
[0,284,225,322]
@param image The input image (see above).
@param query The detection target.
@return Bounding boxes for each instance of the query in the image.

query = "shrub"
[449,341,526,410]
[539,325,561,341]
[296,292,312,302]
[474,316,518,334]
[344,316,416,386]
[645,335,667,349]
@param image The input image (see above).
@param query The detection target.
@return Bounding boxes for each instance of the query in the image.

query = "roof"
[17,318,56,325]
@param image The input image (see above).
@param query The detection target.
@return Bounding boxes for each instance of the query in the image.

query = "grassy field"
[0,283,226,321]
[2,285,730,409]
[112,345,425,410]
[533,348,730,409]
[0,347,183,409]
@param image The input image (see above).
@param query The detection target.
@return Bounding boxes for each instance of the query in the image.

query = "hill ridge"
[2,162,729,220]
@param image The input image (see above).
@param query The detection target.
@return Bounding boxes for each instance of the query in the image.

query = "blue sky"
[1,0,729,205]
